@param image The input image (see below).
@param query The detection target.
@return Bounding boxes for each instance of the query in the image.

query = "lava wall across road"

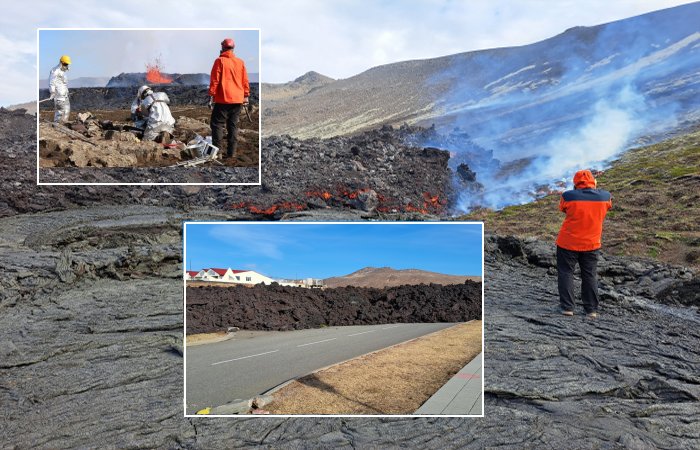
[186,282,482,334]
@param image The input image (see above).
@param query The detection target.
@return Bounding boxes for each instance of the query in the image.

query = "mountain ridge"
[324,266,481,288]
[262,2,700,145]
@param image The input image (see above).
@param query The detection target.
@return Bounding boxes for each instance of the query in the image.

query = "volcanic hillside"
[324,266,481,288]
[263,3,700,146]
[466,126,700,269]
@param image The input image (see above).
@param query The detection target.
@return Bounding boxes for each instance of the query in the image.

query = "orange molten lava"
[230,201,306,215]
[306,191,333,201]
[145,60,173,84]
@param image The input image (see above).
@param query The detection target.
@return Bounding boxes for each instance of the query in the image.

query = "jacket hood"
[574,170,597,189]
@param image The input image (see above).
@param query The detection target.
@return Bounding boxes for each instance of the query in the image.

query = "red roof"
[209,268,229,276]
[231,269,249,274]
[186,271,199,276]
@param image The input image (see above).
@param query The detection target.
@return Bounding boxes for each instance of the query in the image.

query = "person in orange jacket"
[556,169,612,318]
[208,37,250,159]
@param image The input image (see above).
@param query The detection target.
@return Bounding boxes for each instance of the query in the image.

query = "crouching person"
[134,85,175,142]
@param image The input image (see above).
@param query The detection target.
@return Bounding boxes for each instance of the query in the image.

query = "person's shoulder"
[561,189,576,200]
[596,189,612,200]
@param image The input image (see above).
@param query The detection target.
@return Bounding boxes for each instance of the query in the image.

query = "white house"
[276,278,324,288]
[185,267,276,285]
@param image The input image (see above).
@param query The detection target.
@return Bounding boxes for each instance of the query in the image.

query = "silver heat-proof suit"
[48,63,69,123]
[138,92,175,141]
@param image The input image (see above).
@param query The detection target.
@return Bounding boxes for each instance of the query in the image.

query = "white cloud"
[208,225,293,260]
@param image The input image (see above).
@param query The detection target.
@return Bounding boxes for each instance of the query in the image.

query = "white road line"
[381,325,402,330]
[211,349,279,366]
[347,330,377,337]
[297,338,337,347]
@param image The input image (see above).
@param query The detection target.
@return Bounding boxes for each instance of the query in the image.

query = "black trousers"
[557,246,600,313]
[211,103,242,157]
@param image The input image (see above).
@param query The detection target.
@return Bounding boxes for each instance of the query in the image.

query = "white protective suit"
[138,92,175,141]
[48,63,70,123]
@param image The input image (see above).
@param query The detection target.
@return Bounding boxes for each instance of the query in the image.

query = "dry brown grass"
[264,321,482,415]
[185,331,230,346]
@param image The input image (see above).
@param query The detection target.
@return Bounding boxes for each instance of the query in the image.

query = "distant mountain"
[262,2,700,148]
[39,77,111,89]
[262,71,335,103]
[7,102,36,115]
[324,267,481,289]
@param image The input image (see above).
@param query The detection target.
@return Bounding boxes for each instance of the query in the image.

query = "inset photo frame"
[183,221,484,417]
[37,28,261,185]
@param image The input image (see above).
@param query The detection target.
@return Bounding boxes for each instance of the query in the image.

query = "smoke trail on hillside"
[457,85,650,211]
[420,13,699,213]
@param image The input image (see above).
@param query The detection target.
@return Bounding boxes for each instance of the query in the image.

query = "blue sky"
[39,29,259,80]
[184,223,483,279]
[0,0,696,105]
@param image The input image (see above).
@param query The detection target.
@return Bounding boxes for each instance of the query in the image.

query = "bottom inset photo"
[183,222,483,417]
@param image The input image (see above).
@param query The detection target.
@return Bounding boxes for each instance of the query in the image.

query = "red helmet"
[221,38,235,49]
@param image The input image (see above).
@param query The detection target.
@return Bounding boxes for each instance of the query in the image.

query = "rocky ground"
[0,200,697,446]
[2,105,699,447]
[37,85,260,182]
[186,282,482,334]
[4,110,454,218]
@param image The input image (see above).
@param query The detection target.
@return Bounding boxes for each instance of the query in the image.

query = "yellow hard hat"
[60,55,71,65]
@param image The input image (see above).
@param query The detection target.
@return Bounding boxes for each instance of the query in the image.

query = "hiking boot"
[562,310,574,316]
[155,131,172,144]
[587,312,598,319]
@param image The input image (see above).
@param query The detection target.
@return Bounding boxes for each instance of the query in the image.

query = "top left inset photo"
[37,28,260,185]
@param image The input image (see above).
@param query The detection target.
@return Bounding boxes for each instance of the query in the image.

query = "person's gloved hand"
[208,96,214,110]
[243,97,249,106]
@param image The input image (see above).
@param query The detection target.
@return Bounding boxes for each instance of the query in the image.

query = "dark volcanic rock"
[0,200,699,447]
[186,282,482,333]
[8,110,453,216]
[2,108,699,448]
[1,212,698,447]
[39,85,260,110]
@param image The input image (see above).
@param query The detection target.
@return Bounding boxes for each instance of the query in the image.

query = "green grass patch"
[654,231,680,241]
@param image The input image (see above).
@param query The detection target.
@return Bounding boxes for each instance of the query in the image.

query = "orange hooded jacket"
[556,170,612,252]
[209,50,250,104]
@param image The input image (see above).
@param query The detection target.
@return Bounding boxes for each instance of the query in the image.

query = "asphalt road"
[185,323,456,414]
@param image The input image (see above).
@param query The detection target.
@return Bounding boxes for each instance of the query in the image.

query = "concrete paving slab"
[414,352,483,415]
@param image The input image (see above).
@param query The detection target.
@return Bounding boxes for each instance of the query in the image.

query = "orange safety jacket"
[208,50,250,104]
[556,170,612,252]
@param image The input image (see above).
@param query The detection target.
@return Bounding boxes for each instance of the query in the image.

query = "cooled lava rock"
[8,110,455,216]
[186,281,482,333]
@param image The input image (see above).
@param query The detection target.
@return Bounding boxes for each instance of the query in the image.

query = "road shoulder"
[262,321,482,415]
